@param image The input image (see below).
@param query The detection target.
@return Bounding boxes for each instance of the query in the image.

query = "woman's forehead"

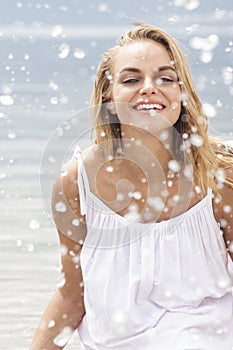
[113,40,172,73]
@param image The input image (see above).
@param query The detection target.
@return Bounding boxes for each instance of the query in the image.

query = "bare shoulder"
[52,157,79,215]
[52,144,98,212]
[51,149,89,245]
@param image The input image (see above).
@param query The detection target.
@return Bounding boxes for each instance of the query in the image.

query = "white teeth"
[136,103,164,110]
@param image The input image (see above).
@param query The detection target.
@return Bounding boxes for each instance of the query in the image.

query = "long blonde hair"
[90,24,233,193]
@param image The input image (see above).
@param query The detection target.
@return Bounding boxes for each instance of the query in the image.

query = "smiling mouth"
[134,103,165,111]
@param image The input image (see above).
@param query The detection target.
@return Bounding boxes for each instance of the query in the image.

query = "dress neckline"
[87,189,211,228]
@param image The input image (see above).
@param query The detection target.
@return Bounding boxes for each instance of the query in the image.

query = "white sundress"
[73,145,233,350]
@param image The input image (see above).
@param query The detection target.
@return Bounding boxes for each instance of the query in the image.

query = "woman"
[30,24,233,350]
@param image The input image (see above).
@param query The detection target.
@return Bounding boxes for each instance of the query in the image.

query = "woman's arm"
[217,167,233,261]
[30,158,86,350]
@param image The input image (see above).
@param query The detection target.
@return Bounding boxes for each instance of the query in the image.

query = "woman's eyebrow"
[156,65,176,72]
[118,65,176,75]
[118,67,141,74]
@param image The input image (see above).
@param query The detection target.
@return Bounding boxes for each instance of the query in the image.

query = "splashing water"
[0,95,14,106]
[168,160,181,172]
[55,201,67,212]
[98,2,109,12]
[189,35,219,64]
[51,25,63,38]
[203,103,217,118]
[53,326,73,347]
[58,43,70,59]
[173,0,200,11]
[7,131,16,139]
[190,134,203,147]
[73,48,86,59]
[222,67,233,86]
[29,219,40,230]
[0,173,6,180]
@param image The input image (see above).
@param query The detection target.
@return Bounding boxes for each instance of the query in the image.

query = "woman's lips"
[132,102,166,116]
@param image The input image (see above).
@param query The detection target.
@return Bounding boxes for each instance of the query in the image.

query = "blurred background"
[0,0,232,349]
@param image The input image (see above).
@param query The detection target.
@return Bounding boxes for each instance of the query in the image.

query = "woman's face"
[110,40,181,133]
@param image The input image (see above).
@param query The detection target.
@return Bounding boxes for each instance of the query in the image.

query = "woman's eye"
[156,76,174,84]
[122,78,139,84]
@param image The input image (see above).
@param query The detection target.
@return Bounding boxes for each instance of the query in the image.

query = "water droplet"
[200,50,213,64]
[29,219,40,230]
[26,243,34,252]
[61,166,68,177]
[216,100,222,108]
[56,273,66,288]
[148,196,164,211]
[223,205,232,214]
[149,109,157,117]
[51,25,63,38]
[0,173,6,180]
[174,0,200,10]
[171,102,179,110]
[50,96,58,105]
[203,103,216,118]
[98,2,108,12]
[168,159,180,172]
[72,219,80,226]
[48,320,55,328]
[111,311,126,324]
[53,326,73,347]
[16,2,23,8]
[184,0,200,10]
[216,169,226,187]
[8,131,16,139]
[56,127,63,136]
[72,255,80,264]
[194,185,201,194]
[49,81,59,90]
[105,70,113,82]
[58,43,70,59]
[164,290,172,298]
[222,66,233,86]
[53,327,73,347]
[60,244,68,256]
[16,239,23,247]
[116,192,124,201]
[73,48,85,59]
[55,201,67,212]
[48,155,56,163]
[217,279,229,288]
[0,95,14,106]
[133,191,142,200]
[189,35,219,51]
[106,165,114,173]
[190,134,203,147]
[184,164,193,181]
[160,130,169,141]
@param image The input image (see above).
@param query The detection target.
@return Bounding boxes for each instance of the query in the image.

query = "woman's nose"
[139,78,158,96]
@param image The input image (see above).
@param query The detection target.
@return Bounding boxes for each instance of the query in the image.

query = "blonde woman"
[30,24,233,350]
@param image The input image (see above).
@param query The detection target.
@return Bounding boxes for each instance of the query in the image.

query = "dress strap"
[73,145,90,216]
[206,186,213,208]
[207,187,212,197]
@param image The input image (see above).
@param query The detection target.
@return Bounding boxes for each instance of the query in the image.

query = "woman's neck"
[119,124,174,172]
